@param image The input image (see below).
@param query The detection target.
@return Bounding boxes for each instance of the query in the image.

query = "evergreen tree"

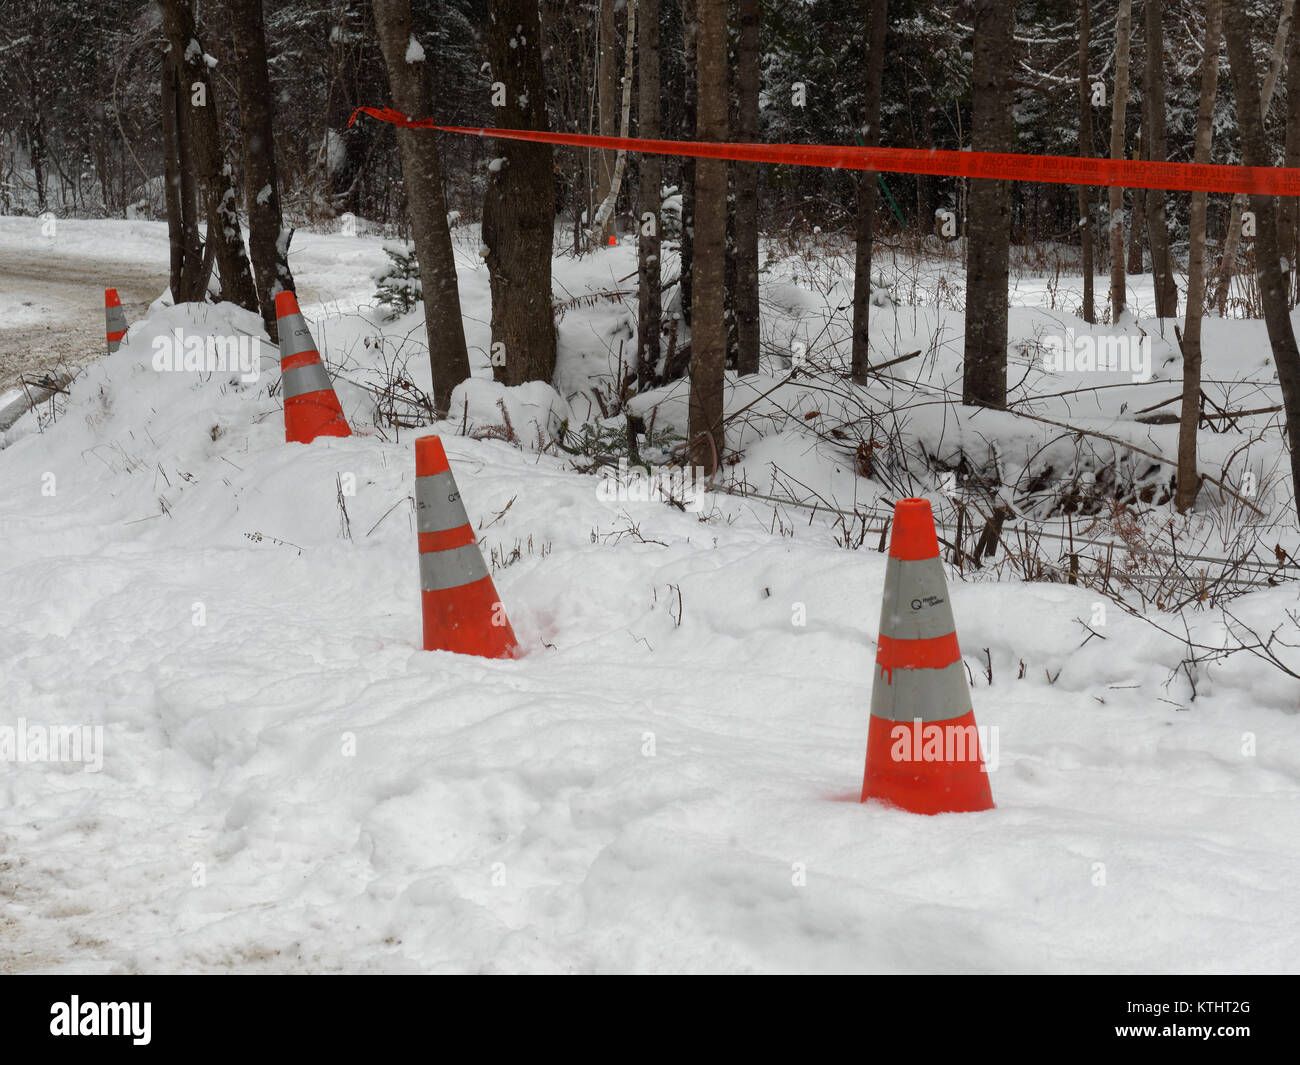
[373,240,422,318]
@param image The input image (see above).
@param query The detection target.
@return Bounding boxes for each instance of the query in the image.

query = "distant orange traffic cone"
[105,289,128,354]
[414,435,520,659]
[275,291,351,444]
[861,498,995,814]
[608,235,617,246]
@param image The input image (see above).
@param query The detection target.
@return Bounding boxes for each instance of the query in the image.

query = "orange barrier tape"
[350,105,1300,196]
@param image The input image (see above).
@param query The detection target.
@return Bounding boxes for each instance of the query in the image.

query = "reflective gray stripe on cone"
[282,360,334,400]
[869,658,972,724]
[106,307,127,351]
[415,471,470,533]
[420,542,489,592]
[878,555,960,641]
[278,314,317,358]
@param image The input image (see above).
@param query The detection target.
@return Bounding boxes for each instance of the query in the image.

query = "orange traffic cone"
[414,435,520,659]
[861,498,995,814]
[105,288,128,354]
[275,291,351,444]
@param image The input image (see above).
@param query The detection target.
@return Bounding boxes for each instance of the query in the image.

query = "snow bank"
[449,378,572,446]
[1,223,1298,974]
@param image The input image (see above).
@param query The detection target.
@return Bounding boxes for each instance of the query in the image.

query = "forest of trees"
[4,0,1300,495]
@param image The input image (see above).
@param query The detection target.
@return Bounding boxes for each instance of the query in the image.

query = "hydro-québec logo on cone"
[151,328,262,383]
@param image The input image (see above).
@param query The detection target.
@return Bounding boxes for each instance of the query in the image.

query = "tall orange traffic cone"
[414,435,520,659]
[105,288,128,354]
[861,498,995,814]
[275,291,351,444]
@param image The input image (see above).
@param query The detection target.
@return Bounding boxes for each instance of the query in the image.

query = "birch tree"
[591,0,636,246]
[594,0,619,245]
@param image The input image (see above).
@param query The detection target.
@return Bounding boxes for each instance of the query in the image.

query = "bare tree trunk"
[161,54,186,300]
[574,5,594,255]
[1212,0,1295,313]
[962,0,1015,408]
[167,42,207,304]
[679,0,698,330]
[1143,0,1177,318]
[372,0,471,412]
[482,0,557,387]
[1224,11,1300,520]
[1077,0,1095,324]
[637,0,662,389]
[229,0,296,343]
[172,45,207,303]
[724,3,740,372]
[1280,13,1300,307]
[594,0,618,244]
[1108,0,1133,323]
[1263,0,1297,103]
[851,0,888,384]
[160,0,258,313]
[916,100,936,230]
[28,113,47,215]
[732,0,761,376]
[591,0,636,245]
[689,0,727,472]
[1127,173,1145,276]
[1177,0,1223,514]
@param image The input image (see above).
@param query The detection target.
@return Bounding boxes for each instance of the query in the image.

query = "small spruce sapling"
[372,240,422,318]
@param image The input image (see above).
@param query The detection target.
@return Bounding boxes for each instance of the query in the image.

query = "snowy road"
[0,219,170,392]
[0,250,167,391]
[0,215,391,394]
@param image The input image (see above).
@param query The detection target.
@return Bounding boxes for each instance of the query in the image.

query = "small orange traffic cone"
[861,498,995,814]
[414,435,520,659]
[105,288,128,354]
[275,291,351,444]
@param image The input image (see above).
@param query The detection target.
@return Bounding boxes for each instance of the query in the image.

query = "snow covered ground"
[1,219,1298,973]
